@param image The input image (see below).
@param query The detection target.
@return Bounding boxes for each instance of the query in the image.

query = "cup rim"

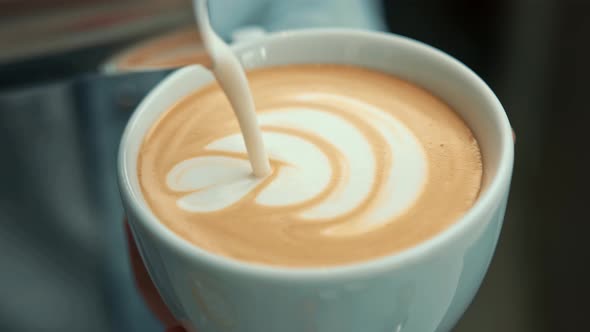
[118,28,514,281]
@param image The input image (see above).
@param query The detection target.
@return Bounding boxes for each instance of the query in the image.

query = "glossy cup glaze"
[118,29,514,332]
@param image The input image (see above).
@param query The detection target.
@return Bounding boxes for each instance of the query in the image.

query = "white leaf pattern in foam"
[207,131,332,207]
[178,176,262,212]
[294,93,427,234]
[168,156,263,212]
[258,109,374,218]
[255,132,331,206]
[167,156,254,192]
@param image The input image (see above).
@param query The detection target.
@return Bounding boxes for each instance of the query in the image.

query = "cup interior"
[235,30,511,193]
[119,29,513,275]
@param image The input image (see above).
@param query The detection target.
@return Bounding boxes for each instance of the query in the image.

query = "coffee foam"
[167,94,427,236]
[139,64,483,267]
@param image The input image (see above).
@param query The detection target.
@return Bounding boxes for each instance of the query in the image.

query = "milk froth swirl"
[139,64,483,267]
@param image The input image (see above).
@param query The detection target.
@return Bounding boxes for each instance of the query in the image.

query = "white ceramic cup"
[118,29,514,332]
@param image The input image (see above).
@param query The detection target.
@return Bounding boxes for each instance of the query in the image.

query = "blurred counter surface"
[0,0,193,89]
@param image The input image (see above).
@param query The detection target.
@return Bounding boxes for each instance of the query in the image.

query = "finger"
[165,325,187,332]
[512,128,516,142]
[125,221,177,327]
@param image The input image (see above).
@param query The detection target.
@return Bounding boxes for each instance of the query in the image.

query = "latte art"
[139,65,483,266]
[167,92,428,235]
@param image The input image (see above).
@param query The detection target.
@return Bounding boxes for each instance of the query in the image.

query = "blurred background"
[1,0,588,331]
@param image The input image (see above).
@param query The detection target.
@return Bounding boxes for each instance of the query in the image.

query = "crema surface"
[138,64,483,267]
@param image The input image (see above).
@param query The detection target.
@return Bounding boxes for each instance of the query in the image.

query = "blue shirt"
[210,0,385,39]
